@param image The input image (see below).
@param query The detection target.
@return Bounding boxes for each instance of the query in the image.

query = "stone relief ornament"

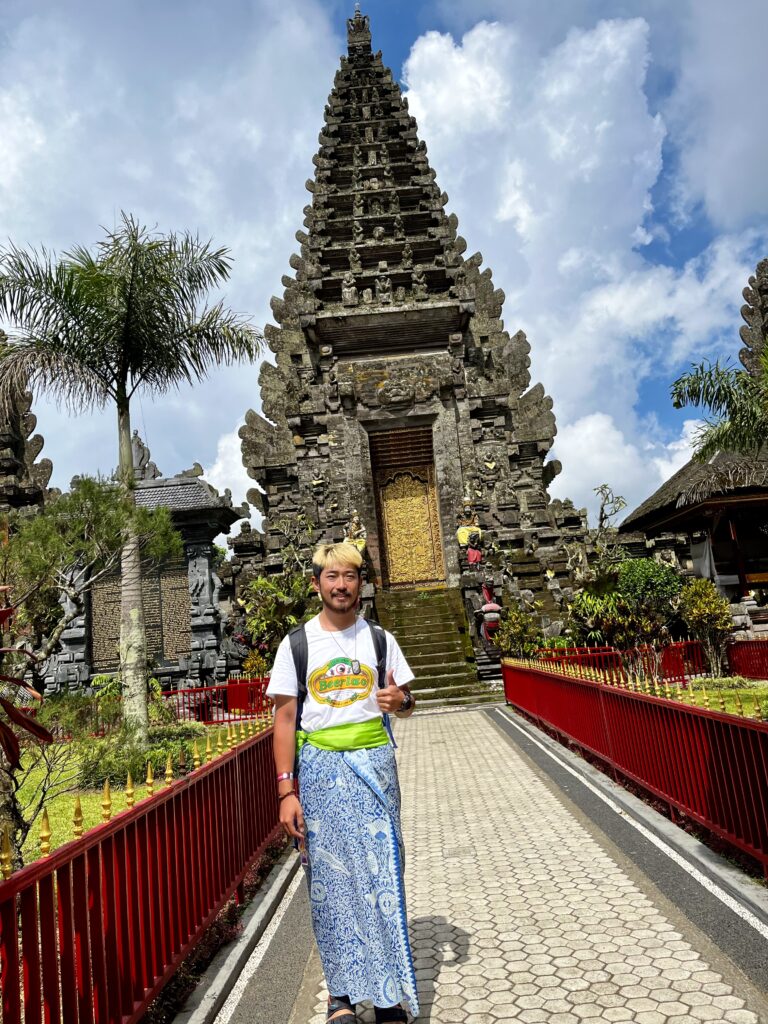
[375,262,392,304]
[348,245,362,274]
[372,225,386,241]
[353,221,364,243]
[341,270,359,306]
[343,510,368,553]
[411,265,428,301]
[401,243,413,269]
[394,215,405,240]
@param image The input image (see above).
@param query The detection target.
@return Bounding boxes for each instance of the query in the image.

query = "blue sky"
[1,0,766,523]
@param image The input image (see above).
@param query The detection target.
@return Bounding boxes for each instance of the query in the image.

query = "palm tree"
[670,349,768,460]
[0,214,262,742]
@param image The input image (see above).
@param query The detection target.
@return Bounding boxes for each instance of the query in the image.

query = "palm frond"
[0,343,113,414]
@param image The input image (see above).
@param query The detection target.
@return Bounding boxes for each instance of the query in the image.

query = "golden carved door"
[377,467,446,586]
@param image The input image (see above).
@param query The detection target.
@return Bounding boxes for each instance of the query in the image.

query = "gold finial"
[193,740,201,770]
[734,690,745,717]
[717,689,727,714]
[126,773,135,809]
[205,733,213,763]
[248,718,255,738]
[216,730,224,756]
[700,685,710,710]
[663,680,672,701]
[165,753,173,788]
[227,723,234,751]
[101,781,112,823]
[73,796,84,837]
[240,721,247,744]
[0,826,12,879]
[754,696,763,721]
[146,761,155,797]
[40,808,52,856]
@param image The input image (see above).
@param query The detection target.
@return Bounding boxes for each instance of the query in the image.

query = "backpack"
[288,618,389,735]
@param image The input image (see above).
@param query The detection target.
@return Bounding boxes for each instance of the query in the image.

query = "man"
[267,542,418,1023]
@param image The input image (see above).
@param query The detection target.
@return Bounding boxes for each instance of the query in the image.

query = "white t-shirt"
[266,615,415,733]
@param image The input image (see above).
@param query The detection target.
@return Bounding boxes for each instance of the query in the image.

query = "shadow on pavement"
[411,916,471,1021]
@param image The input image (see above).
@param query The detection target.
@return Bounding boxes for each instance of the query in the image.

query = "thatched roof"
[620,449,768,534]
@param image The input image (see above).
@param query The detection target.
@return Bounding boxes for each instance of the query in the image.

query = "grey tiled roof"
[135,476,228,512]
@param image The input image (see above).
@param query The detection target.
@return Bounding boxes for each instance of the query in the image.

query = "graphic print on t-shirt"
[308,657,375,708]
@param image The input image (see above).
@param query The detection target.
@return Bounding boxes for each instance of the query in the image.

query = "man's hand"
[280,794,305,840]
[376,669,408,713]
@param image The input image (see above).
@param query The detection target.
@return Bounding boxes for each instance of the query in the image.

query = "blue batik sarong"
[298,742,419,1017]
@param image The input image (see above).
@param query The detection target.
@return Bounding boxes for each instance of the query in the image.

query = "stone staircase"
[374,588,502,708]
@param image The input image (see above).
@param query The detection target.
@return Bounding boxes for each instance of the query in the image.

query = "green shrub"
[77,722,207,789]
[679,578,733,677]
[492,605,543,658]
[616,558,682,612]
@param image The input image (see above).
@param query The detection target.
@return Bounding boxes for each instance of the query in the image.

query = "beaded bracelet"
[278,791,297,802]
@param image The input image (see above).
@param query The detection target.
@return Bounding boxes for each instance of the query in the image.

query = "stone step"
[410,672,480,691]
[396,637,466,654]
[405,651,468,667]
[414,683,502,703]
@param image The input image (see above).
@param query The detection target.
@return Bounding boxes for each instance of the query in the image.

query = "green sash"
[296,717,389,753]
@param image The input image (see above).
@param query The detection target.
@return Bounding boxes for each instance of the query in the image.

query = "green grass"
[678,680,768,718]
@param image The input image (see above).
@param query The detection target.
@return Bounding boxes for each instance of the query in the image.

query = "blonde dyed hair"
[312,541,363,577]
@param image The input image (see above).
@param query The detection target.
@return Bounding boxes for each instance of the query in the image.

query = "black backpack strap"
[367,620,388,689]
[288,624,308,733]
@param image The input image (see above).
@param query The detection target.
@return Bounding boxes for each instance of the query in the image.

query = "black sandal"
[374,1007,408,1023]
[327,995,357,1024]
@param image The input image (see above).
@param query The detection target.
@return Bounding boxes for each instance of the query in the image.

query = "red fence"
[502,659,768,876]
[536,640,706,685]
[0,729,281,1023]
[727,641,768,681]
[167,677,270,724]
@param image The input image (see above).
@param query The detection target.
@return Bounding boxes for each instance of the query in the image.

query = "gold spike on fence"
[165,753,173,787]
[40,808,52,857]
[216,730,224,756]
[700,685,710,710]
[734,691,745,717]
[754,697,763,721]
[126,772,135,809]
[205,733,213,763]
[240,720,247,743]
[73,796,84,836]
[146,761,155,797]
[178,747,187,775]
[663,680,672,701]
[101,781,112,823]
[193,739,201,770]
[248,718,255,738]
[0,825,12,879]
[227,723,234,751]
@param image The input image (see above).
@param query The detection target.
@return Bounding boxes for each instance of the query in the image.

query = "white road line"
[214,868,305,1024]
[491,707,768,942]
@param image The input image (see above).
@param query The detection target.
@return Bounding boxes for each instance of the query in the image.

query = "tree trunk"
[117,395,149,745]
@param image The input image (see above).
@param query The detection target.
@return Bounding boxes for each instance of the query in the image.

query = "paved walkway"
[289,708,767,1024]
[215,712,768,1024]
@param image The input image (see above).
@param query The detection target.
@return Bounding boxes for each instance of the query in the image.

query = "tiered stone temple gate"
[238,10,586,665]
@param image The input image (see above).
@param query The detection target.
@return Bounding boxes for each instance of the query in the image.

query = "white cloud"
[666,0,768,229]
[203,426,253,512]
[0,0,340,493]
[550,413,702,520]
[403,16,768,523]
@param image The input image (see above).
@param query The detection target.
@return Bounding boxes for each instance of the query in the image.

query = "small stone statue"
[353,221,364,243]
[389,192,400,213]
[344,510,368,553]
[372,225,386,241]
[370,197,383,216]
[348,244,362,274]
[411,265,428,301]
[394,215,405,240]
[353,144,363,166]
[353,194,364,217]
[401,243,413,269]
[362,287,374,304]
[341,270,359,306]
[375,262,392,304]
[466,530,483,566]
[368,148,377,166]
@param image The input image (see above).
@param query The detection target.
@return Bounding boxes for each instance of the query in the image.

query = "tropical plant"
[679,578,734,677]
[240,572,316,659]
[671,351,768,459]
[492,604,544,659]
[0,214,261,742]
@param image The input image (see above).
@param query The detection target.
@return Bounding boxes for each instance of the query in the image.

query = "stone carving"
[372,225,385,241]
[341,270,359,306]
[740,257,768,376]
[411,265,428,301]
[353,221,364,243]
[394,214,405,240]
[348,244,362,274]
[132,431,161,481]
[401,243,413,269]
[344,509,368,552]
[375,262,392,304]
